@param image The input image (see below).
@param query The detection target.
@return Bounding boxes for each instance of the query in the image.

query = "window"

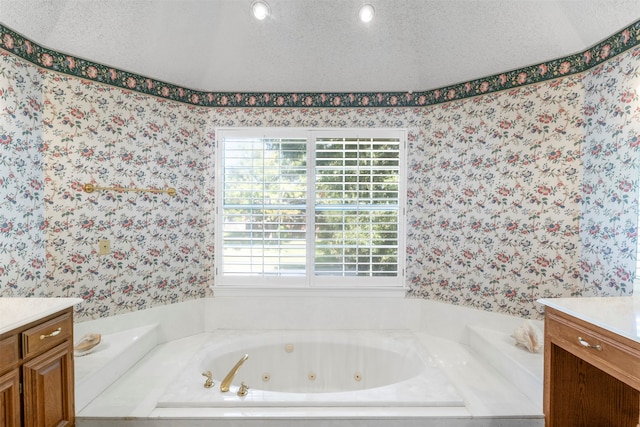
[215,128,405,288]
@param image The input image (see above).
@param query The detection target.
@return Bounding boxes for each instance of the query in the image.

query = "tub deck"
[75,328,543,426]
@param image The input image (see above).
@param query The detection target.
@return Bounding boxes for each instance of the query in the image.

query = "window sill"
[211,285,407,298]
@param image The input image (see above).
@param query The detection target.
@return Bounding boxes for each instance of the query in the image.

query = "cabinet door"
[0,369,21,427]
[23,342,74,427]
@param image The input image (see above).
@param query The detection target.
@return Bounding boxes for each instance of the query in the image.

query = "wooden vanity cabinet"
[0,307,75,427]
[0,366,20,426]
[544,307,640,426]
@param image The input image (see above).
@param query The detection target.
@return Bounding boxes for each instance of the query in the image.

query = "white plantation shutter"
[220,132,307,282]
[216,128,405,288]
[314,136,400,278]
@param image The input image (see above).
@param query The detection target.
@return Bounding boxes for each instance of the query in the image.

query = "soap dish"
[74,333,102,357]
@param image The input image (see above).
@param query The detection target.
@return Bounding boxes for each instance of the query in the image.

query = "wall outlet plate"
[99,239,110,255]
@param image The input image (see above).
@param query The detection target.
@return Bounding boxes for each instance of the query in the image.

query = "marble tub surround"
[74,298,205,344]
[466,326,544,409]
[72,296,539,343]
[74,297,544,426]
[75,324,159,412]
[79,331,541,426]
[0,297,82,334]
[205,296,538,341]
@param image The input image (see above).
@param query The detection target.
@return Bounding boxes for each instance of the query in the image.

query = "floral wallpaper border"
[0,18,639,108]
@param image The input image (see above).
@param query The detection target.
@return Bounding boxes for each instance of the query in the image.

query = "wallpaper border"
[0,18,639,108]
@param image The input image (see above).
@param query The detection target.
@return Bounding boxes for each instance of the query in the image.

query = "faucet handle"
[237,382,249,397]
[202,371,214,388]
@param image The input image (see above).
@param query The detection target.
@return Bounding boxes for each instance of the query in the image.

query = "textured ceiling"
[1,0,640,93]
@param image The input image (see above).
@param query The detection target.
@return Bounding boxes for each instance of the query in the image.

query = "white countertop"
[539,296,640,344]
[0,297,82,335]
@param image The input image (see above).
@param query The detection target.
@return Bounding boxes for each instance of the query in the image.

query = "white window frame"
[214,127,406,294]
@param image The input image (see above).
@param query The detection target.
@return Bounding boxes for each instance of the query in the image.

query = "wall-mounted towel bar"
[82,183,177,197]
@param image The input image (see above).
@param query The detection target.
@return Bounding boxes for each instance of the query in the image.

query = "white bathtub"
[156,330,465,408]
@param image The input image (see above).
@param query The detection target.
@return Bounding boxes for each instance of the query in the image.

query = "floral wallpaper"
[41,74,216,318]
[0,51,47,297]
[406,78,587,317]
[579,53,640,296]
[0,23,640,320]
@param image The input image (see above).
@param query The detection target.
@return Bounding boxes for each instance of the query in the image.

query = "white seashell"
[510,321,542,353]
[74,333,102,357]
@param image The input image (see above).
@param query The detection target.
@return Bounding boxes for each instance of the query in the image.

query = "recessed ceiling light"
[358,4,375,23]
[251,1,270,20]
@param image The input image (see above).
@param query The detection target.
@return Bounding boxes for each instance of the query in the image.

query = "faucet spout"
[220,354,249,392]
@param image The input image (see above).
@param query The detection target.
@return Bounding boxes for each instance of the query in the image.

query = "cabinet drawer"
[21,313,72,360]
[0,335,19,373]
[546,311,640,389]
